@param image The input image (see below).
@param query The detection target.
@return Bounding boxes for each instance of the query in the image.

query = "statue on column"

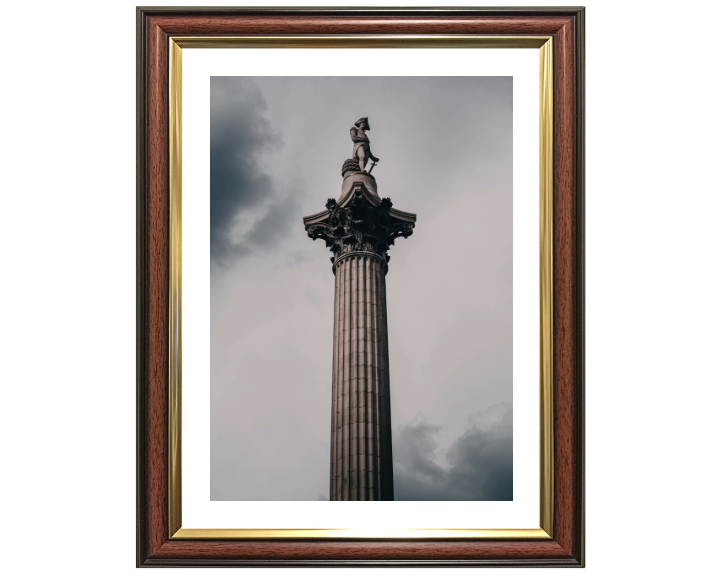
[342,117,380,177]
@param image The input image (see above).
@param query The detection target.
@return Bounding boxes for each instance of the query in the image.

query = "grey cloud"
[394,420,445,483]
[210,78,286,264]
[242,195,301,251]
[394,404,512,501]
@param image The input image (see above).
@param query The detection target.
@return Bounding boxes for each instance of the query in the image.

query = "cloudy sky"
[210,76,512,501]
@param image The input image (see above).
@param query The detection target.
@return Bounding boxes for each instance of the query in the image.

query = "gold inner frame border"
[167,35,554,540]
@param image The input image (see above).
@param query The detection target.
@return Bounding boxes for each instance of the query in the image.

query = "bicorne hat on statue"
[354,117,370,130]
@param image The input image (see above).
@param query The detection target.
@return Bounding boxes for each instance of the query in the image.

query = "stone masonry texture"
[330,252,393,500]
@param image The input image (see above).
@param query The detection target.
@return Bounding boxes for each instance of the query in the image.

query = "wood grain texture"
[145,539,574,566]
[149,15,573,36]
[552,16,580,560]
[137,7,585,567]
[139,13,170,564]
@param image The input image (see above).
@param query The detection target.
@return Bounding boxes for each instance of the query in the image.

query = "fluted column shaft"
[330,251,394,501]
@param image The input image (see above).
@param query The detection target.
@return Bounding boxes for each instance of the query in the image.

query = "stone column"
[303,172,416,501]
[331,251,393,500]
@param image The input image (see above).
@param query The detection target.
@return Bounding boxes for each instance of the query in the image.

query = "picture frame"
[137,6,585,567]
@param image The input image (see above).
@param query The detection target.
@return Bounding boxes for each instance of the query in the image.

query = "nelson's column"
[303,118,416,501]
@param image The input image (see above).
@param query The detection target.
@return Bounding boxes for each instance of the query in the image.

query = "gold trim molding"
[538,36,554,537]
[173,35,552,49]
[168,37,182,537]
[174,528,551,540]
[167,35,553,540]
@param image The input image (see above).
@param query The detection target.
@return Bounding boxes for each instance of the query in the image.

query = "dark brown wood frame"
[137,6,585,567]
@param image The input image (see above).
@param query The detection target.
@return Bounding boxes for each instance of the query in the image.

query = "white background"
[183,48,538,529]
[1,0,719,574]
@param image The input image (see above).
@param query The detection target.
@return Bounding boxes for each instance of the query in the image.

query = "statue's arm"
[350,127,369,143]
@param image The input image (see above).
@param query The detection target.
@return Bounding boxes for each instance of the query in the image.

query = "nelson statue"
[341,117,380,177]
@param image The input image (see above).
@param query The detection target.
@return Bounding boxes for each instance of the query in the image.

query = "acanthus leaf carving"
[305,190,414,264]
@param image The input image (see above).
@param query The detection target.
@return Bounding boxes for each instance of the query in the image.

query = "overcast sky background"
[210,76,512,501]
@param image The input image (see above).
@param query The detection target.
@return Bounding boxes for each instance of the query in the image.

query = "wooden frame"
[137,6,585,567]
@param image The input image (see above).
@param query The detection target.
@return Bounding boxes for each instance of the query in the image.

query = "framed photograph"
[137,6,585,567]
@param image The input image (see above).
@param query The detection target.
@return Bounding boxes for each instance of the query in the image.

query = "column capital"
[303,180,416,267]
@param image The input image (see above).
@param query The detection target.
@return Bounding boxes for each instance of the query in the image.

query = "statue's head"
[354,117,370,130]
